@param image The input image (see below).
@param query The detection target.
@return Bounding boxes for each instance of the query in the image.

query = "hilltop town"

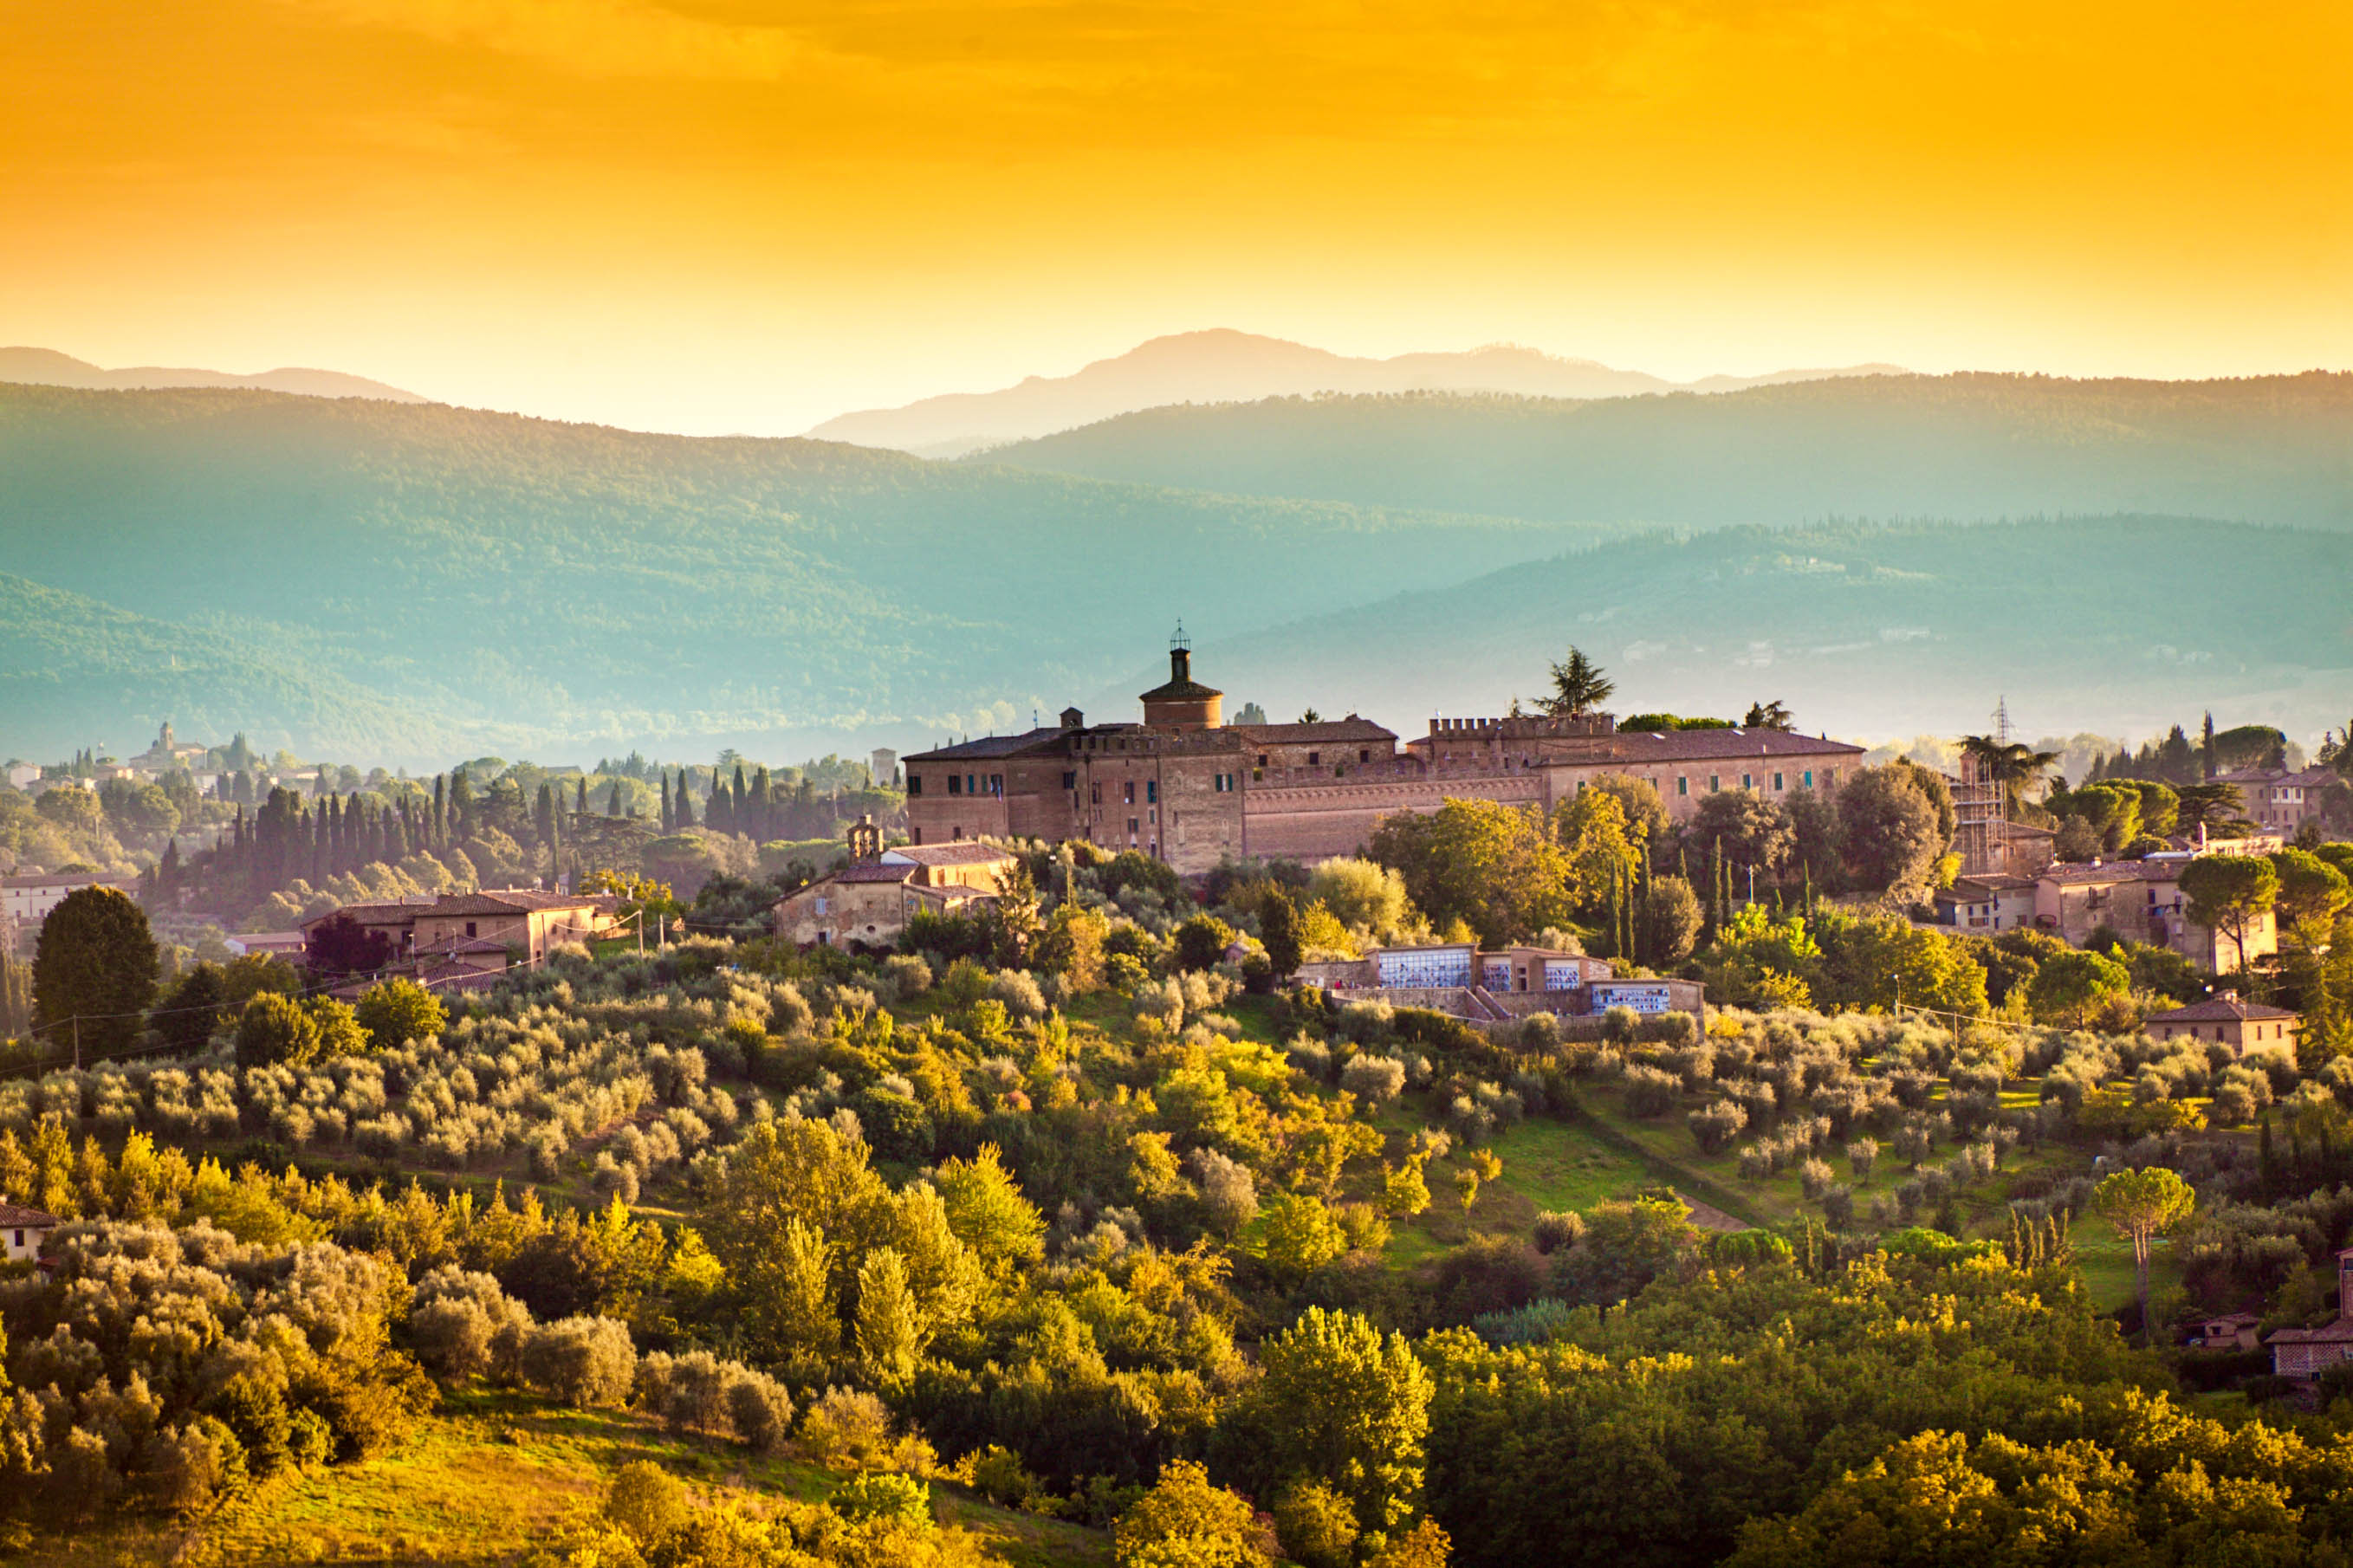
[2,642,2352,1565]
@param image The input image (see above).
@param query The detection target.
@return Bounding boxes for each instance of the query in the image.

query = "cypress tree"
[659,775,673,833]
[432,775,447,846]
[575,776,588,817]
[449,767,474,839]
[606,778,624,818]
[675,770,697,828]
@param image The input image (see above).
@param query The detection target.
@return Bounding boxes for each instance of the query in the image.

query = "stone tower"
[1138,623,1223,730]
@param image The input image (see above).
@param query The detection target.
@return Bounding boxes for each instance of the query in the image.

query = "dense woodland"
[3,763,2353,1564]
[0,747,898,940]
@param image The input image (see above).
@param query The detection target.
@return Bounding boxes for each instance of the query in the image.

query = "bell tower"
[1138,622,1223,729]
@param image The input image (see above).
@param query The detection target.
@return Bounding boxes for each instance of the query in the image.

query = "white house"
[0,1201,57,1262]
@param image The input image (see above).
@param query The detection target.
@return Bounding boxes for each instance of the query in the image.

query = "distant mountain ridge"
[0,346,425,403]
[0,382,1598,763]
[1181,517,2353,743]
[805,328,1902,457]
[983,372,2353,531]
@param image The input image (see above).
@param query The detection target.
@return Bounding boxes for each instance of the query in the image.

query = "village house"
[227,930,310,960]
[0,1199,57,1262]
[301,889,619,974]
[2186,1312,2262,1351]
[1931,873,2039,932]
[2144,995,2299,1065]
[2032,853,2275,974]
[902,632,1864,874]
[0,871,125,925]
[2216,765,2344,835]
[774,819,1014,949]
[2269,1250,2353,1378]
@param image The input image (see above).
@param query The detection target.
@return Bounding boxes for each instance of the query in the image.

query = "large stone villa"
[902,633,1868,875]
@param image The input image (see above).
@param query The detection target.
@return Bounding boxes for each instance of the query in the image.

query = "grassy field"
[20,1393,1112,1568]
[1370,1066,2177,1311]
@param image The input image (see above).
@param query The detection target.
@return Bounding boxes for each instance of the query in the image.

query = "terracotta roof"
[304,902,418,929]
[1229,716,1397,744]
[2149,996,2298,1024]
[1577,729,1866,762]
[2039,859,2184,886]
[1944,875,2036,897]
[2270,1319,2353,1344]
[0,1202,56,1228]
[781,863,920,891]
[2,874,109,889]
[883,843,1013,866]
[425,891,600,917]
[1413,728,1864,764]
[905,729,1066,762]
[1139,676,1224,702]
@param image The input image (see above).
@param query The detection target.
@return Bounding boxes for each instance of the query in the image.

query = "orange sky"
[5,1,2348,434]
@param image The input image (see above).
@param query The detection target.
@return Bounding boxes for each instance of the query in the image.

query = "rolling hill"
[5,380,2347,770]
[0,346,424,402]
[806,328,1901,457]
[1172,517,2353,743]
[0,384,1600,763]
[984,373,2353,530]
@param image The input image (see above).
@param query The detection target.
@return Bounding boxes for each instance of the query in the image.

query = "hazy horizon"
[3,331,2347,444]
[10,2,2350,437]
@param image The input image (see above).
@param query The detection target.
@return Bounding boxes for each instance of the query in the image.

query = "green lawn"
[22,1393,1111,1568]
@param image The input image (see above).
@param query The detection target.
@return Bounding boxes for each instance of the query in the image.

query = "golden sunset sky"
[7,1,2348,434]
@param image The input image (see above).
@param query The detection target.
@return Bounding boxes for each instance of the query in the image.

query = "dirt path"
[1678,1194,1749,1232]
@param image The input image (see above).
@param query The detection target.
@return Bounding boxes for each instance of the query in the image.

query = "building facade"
[301,890,618,972]
[903,638,1866,875]
[2271,1250,2353,1378]
[773,837,1014,949]
[2030,854,2277,973]
[1,872,126,925]
[2145,995,2299,1065]
[2216,766,2345,834]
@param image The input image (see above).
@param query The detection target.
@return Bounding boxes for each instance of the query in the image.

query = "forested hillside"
[986,373,2353,530]
[1192,518,2353,741]
[0,573,464,755]
[0,386,1598,761]
[8,382,2352,765]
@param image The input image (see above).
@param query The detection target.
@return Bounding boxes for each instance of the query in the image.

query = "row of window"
[918,761,1833,804]
[1667,768,1822,798]
[909,772,1007,798]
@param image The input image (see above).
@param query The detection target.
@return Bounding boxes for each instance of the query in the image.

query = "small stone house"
[0,1200,58,1262]
[774,830,1014,949]
[2186,1312,2261,1351]
[1932,874,2038,932]
[303,891,618,971]
[2269,1250,2353,1377]
[2144,995,2299,1066]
